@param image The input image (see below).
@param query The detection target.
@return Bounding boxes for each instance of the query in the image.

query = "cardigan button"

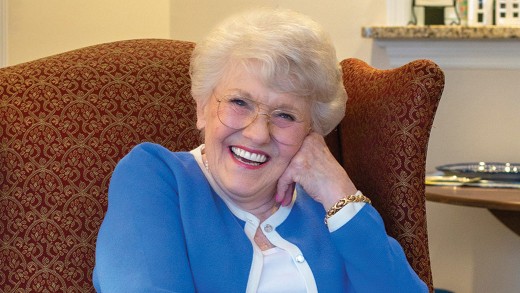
[264,224,273,233]
[295,254,305,263]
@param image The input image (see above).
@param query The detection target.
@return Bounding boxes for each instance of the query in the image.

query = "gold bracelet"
[324,193,371,224]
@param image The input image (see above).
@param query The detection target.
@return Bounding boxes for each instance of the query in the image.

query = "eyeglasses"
[216,95,310,145]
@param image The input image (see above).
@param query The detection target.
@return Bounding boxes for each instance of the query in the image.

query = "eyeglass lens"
[217,96,309,145]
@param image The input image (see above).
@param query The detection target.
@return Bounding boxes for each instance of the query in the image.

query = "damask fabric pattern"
[0,39,200,292]
[338,58,444,292]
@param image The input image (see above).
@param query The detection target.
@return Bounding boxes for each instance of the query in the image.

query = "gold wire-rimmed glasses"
[216,95,311,145]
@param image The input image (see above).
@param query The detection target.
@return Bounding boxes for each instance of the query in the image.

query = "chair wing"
[0,39,200,292]
[330,58,444,291]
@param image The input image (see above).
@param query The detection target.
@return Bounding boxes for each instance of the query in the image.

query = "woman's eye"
[274,111,297,122]
[228,97,250,108]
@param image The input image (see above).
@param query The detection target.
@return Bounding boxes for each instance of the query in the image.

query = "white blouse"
[257,247,307,293]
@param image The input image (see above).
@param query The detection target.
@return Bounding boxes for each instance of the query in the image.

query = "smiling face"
[196,63,312,208]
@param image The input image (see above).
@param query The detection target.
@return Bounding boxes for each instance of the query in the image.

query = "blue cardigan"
[93,142,427,292]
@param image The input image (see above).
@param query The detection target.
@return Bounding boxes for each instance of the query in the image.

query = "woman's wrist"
[324,191,371,224]
[321,183,358,211]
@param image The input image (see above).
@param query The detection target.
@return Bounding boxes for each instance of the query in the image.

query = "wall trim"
[0,0,7,67]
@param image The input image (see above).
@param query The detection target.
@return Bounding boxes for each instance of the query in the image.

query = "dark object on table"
[437,162,520,182]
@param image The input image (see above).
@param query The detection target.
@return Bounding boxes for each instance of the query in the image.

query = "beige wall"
[7,0,171,65]
[6,1,520,292]
[170,0,384,63]
[425,68,520,293]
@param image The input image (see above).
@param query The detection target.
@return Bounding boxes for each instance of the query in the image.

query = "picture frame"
[411,0,460,25]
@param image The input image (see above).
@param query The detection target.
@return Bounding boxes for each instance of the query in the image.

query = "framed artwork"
[411,0,459,25]
[415,0,456,6]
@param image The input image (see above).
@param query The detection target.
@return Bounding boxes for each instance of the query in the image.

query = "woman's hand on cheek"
[276,132,358,210]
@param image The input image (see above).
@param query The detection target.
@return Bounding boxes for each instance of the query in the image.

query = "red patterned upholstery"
[0,39,200,292]
[1,40,443,292]
[326,58,444,292]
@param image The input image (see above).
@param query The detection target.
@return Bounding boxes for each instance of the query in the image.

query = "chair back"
[326,58,444,292]
[0,39,200,292]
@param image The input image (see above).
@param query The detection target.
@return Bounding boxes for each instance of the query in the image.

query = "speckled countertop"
[362,25,520,39]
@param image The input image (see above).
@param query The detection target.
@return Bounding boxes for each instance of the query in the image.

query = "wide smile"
[230,146,269,166]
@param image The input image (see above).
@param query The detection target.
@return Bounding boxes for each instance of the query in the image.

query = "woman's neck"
[235,196,280,222]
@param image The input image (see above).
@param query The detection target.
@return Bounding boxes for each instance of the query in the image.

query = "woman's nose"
[241,113,272,144]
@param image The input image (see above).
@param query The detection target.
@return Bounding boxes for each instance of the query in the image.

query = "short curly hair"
[190,8,346,135]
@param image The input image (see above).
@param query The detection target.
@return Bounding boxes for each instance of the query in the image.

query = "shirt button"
[295,254,305,263]
[264,224,273,233]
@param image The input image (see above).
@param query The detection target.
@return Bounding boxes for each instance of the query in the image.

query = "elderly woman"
[93,8,427,293]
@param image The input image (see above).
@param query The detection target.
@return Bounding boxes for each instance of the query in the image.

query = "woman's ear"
[196,99,208,130]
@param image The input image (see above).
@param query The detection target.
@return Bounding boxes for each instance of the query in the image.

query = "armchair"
[0,39,443,292]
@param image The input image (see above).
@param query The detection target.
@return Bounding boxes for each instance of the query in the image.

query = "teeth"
[231,147,267,164]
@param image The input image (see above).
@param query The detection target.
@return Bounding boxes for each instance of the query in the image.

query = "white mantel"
[363,25,520,70]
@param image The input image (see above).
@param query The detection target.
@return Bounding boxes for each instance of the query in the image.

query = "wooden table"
[426,185,520,236]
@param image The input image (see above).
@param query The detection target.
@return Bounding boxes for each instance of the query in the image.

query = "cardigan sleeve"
[93,143,195,293]
[329,204,428,293]
[325,190,366,232]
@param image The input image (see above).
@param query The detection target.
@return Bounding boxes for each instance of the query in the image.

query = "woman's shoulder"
[108,142,207,200]
[128,142,191,157]
[113,142,200,179]
[123,142,195,164]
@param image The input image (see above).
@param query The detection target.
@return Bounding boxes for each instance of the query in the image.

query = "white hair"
[190,8,347,135]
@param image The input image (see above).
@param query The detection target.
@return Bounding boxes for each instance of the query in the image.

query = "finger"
[281,182,295,206]
[276,169,295,204]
